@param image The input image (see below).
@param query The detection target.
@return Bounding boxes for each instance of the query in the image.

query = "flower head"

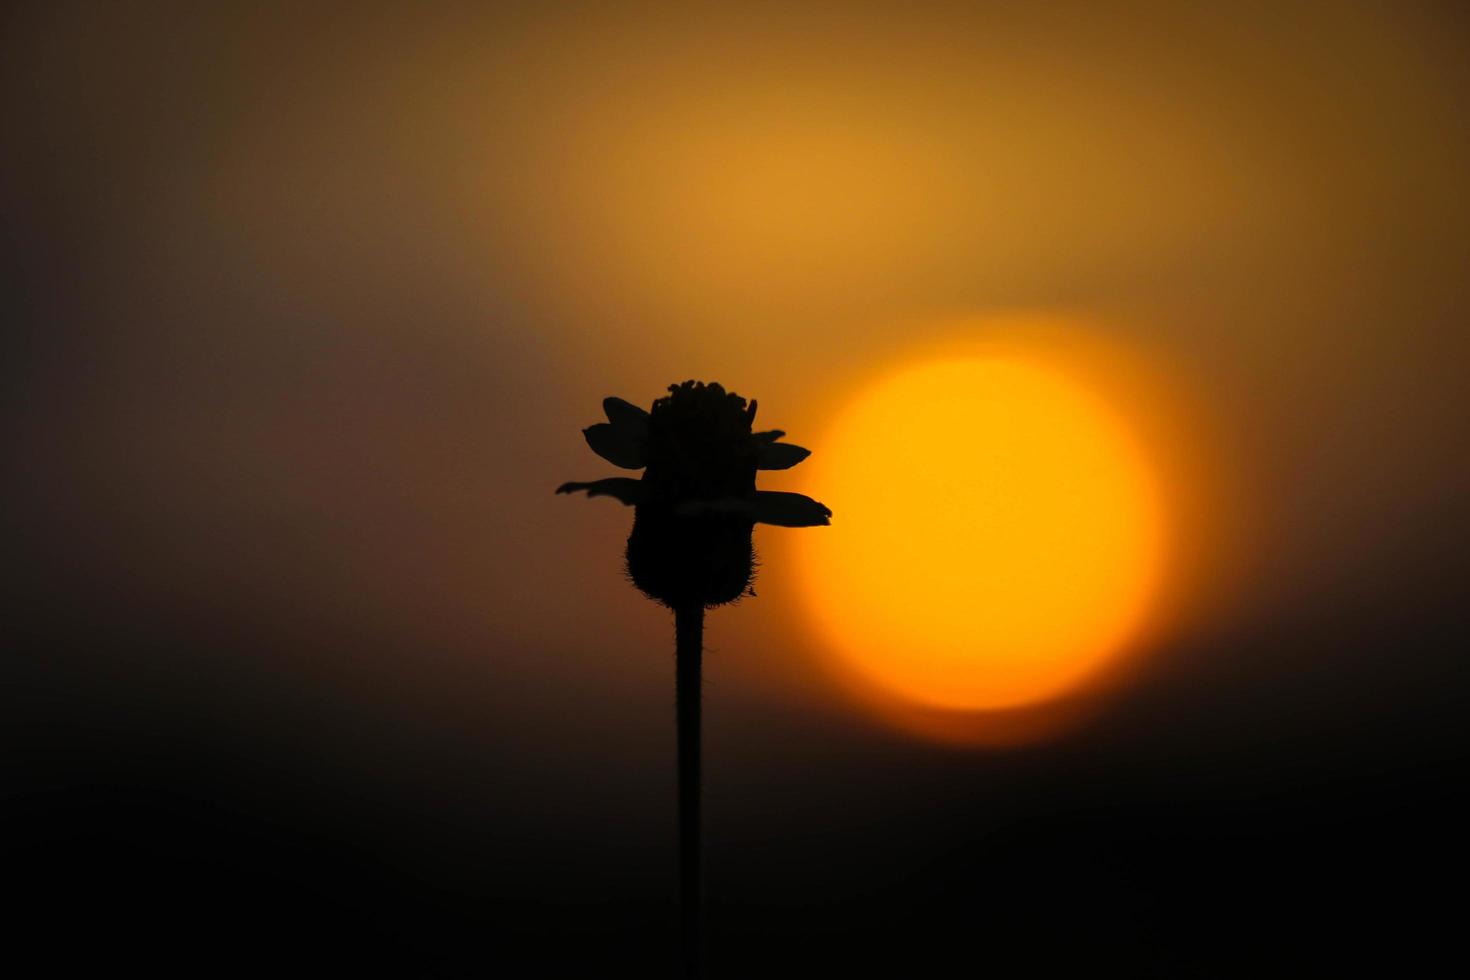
[558,381,831,608]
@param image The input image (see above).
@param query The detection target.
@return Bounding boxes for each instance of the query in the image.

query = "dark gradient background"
[4,2,1466,976]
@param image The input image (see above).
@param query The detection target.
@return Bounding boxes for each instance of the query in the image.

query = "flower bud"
[626,382,759,608]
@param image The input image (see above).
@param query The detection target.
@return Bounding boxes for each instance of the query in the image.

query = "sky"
[4,2,1467,976]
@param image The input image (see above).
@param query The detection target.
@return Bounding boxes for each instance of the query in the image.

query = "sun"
[796,356,1164,712]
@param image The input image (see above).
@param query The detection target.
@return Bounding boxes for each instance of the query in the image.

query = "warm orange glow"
[797,356,1164,711]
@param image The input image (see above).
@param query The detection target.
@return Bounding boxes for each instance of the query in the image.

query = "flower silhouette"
[556,380,829,978]
[557,380,831,608]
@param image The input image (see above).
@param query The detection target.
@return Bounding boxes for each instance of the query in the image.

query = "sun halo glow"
[797,356,1165,712]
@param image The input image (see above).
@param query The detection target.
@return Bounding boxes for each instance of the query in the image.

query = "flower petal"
[583,422,646,469]
[752,491,831,527]
[756,441,811,470]
[555,478,643,505]
[753,429,786,443]
[602,396,650,436]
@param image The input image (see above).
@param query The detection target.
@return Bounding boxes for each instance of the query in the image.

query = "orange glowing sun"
[797,356,1164,712]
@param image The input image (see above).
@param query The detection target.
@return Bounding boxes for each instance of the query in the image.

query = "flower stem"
[674,603,704,979]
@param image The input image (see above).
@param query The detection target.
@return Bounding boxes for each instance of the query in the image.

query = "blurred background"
[4,1,1466,975]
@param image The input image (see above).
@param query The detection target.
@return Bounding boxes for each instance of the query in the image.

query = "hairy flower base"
[627,508,756,608]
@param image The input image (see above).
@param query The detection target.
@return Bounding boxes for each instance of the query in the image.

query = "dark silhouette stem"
[674,604,704,979]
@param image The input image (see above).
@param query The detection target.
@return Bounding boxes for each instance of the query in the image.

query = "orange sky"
[4,0,1466,747]
[6,4,1468,974]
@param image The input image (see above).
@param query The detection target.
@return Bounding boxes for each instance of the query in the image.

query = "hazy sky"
[5,2,1466,974]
